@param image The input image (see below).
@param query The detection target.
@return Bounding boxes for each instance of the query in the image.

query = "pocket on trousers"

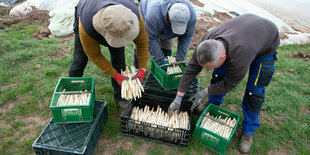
[257,60,275,87]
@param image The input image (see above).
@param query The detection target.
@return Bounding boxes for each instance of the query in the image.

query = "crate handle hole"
[217,110,229,117]
[71,80,85,83]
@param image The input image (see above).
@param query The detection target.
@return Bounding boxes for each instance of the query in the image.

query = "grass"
[0,19,309,155]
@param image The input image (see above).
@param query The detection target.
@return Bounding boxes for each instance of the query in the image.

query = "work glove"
[168,95,183,115]
[133,68,146,83]
[190,89,207,112]
[160,59,169,71]
[113,72,128,86]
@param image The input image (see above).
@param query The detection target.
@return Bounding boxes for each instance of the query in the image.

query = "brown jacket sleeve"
[178,48,203,93]
[78,19,117,77]
[133,13,149,69]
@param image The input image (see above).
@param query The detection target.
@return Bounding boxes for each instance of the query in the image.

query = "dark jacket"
[178,14,280,95]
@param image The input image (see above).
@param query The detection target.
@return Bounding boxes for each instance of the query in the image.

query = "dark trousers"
[133,48,171,68]
[68,7,125,100]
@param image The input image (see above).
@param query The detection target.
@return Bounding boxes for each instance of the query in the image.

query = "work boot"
[238,135,253,154]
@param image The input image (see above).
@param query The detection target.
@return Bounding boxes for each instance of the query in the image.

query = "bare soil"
[190,13,221,49]
[267,148,291,155]
[292,52,310,62]
[213,10,232,23]
[189,0,204,7]
[0,9,50,29]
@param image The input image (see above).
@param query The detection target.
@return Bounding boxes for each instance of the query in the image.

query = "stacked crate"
[121,58,200,146]
[33,77,108,154]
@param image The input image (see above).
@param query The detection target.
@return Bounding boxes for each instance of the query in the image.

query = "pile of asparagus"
[129,105,189,139]
[199,112,237,140]
[121,66,144,100]
[165,56,182,74]
[56,90,90,106]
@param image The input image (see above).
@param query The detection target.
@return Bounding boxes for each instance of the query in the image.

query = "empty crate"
[33,100,107,155]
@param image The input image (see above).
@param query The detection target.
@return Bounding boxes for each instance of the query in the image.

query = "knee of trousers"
[243,89,264,113]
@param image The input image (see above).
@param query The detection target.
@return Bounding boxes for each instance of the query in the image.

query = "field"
[0,5,310,155]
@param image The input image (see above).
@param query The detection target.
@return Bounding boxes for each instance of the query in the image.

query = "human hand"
[133,68,146,83]
[113,72,128,86]
[168,95,183,115]
[190,89,207,112]
[160,59,169,71]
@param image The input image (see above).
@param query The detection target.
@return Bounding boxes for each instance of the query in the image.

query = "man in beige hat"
[68,0,149,109]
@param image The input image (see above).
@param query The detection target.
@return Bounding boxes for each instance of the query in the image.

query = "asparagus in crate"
[56,90,91,106]
[165,56,182,74]
[200,112,237,139]
[121,66,144,100]
[129,105,189,139]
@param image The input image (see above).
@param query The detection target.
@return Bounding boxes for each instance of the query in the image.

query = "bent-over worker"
[68,0,149,109]
[168,14,280,153]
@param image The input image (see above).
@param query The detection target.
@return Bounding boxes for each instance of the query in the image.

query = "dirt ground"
[292,52,310,62]
[0,1,234,49]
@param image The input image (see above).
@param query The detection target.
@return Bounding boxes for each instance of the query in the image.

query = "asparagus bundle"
[121,66,144,100]
[56,90,90,106]
[165,56,182,75]
[200,112,237,139]
[129,105,189,139]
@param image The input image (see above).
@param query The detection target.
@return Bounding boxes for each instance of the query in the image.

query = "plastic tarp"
[7,0,310,44]
[9,0,79,37]
[196,0,310,45]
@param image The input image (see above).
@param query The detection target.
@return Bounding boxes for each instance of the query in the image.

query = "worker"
[168,14,280,153]
[134,0,196,68]
[68,0,149,109]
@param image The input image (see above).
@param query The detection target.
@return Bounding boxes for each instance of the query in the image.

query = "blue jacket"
[139,0,196,64]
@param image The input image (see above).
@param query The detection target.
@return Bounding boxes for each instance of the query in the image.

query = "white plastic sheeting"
[8,0,310,44]
[248,0,310,33]
[9,0,79,37]
[196,0,310,45]
[9,3,34,17]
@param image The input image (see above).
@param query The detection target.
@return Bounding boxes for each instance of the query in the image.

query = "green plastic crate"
[50,77,95,124]
[150,58,187,90]
[193,104,240,155]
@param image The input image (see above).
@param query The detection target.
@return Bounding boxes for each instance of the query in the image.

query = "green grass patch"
[0,17,309,155]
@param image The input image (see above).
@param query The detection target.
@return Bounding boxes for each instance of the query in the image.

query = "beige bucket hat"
[92,5,140,47]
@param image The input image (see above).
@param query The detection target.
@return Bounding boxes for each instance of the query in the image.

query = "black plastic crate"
[121,95,193,146]
[143,72,200,100]
[32,100,108,155]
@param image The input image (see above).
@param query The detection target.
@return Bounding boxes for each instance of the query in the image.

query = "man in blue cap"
[134,0,196,67]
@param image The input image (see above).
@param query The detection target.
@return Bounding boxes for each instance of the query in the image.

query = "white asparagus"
[129,105,190,139]
[121,66,144,100]
[199,112,237,140]
[56,91,91,106]
[165,56,182,75]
